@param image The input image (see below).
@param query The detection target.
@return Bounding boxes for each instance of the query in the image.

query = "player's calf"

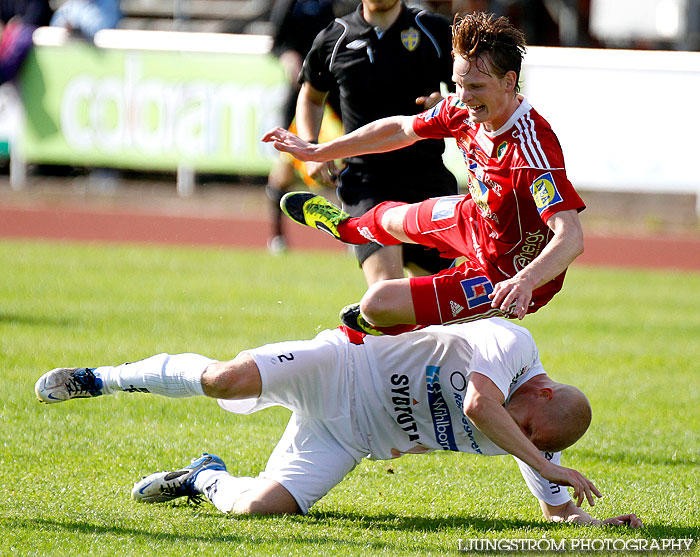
[35,353,213,403]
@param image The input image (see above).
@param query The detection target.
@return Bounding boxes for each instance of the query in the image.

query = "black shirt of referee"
[270,0,353,126]
[300,2,457,209]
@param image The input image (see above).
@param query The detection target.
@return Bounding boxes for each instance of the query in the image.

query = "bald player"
[35,318,641,527]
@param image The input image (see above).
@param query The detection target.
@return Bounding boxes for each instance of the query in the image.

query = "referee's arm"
[295,82,328,143]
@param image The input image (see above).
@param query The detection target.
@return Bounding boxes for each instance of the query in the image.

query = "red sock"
[337,201,405,246]
[336,219,370,244]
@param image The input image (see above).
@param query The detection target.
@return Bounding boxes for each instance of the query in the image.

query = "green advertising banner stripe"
[20,42,288,173]
[19,35,465,182]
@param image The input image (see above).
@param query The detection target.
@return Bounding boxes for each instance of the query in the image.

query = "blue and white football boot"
[131,453,227,504]
[35,367,103,403]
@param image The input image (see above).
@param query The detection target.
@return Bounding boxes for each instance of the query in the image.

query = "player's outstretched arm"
[464,373,601,507]
[261,115,419,163]
[541,500,643,528]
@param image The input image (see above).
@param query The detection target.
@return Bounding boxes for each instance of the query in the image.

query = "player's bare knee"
[229,490,300,516]
[201,353,261,399]
[229,498,281,516]
[201,361,236,398]
[360,283,394,326]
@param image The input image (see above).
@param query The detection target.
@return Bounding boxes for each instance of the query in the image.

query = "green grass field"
[1,239,698,556]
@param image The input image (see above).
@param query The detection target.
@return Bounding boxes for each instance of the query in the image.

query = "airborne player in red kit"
[263,12,585,336]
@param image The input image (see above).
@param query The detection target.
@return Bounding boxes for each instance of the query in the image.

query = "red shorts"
[402,195,474,259]
[402,196,560,325]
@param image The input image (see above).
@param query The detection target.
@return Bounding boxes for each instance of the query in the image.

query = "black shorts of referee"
[338,162,458,274]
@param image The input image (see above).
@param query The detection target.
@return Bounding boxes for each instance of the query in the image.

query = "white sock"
[95,353,213,397]
[195,470,257,513]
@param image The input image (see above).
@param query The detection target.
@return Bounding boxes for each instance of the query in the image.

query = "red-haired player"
[263,12,585,336]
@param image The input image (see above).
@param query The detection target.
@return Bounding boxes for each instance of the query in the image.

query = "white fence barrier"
[6,29,699,213]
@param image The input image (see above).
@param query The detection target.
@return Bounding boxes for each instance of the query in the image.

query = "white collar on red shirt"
[474,95,531,153]
[482,95,532,138]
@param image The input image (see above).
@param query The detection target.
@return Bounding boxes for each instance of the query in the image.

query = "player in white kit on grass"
[35,318,641,527]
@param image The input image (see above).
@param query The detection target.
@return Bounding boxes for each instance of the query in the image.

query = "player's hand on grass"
[601,514,643,528]
[544,502,642,528]
[489,275,534,320]
[539,461,602,507]
[262,127,322,162]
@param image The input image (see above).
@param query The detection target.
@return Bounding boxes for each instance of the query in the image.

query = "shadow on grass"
[307,510,699,539]
[5,516,249,547]
[6,513,696,551]
[307,508,543,532]
[577,449,699,467]
[0,311,77,328]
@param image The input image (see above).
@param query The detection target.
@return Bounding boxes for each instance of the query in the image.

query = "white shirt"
[221,318,572,506]
[353,318,571,505]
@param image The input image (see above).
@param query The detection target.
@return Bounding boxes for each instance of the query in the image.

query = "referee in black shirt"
[265,0,354,253]
[297,0,458,285]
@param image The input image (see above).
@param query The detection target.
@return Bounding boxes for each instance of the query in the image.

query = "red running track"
[1,205,698,272]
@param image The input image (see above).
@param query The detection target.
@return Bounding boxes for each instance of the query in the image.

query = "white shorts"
[218,329,370,514]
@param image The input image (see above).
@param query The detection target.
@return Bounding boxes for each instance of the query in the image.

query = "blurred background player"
[0,0,52,27]
[265,0,355,253]
[0,0,52,84]
[50,0,121,41]
[292,0,458,283]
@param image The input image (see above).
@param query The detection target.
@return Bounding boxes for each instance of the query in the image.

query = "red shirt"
[413,94,585,281]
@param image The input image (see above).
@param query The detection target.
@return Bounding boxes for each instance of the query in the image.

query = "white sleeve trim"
[513,452,572,506]
[329,19,349,72]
